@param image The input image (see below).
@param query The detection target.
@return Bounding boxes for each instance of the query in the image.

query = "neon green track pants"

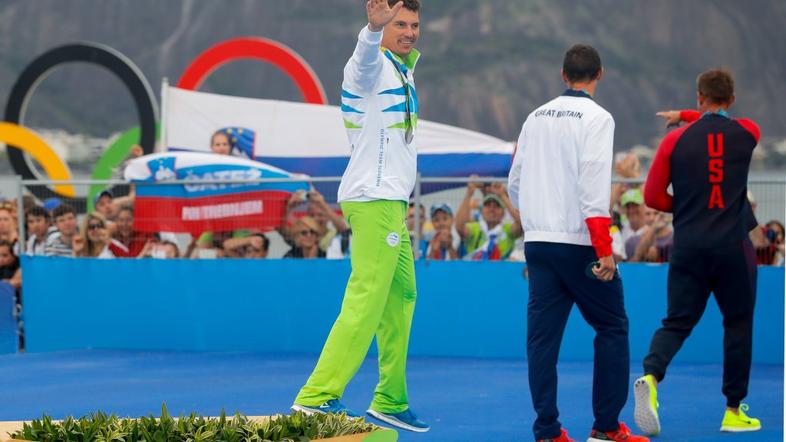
[294,200,417,414]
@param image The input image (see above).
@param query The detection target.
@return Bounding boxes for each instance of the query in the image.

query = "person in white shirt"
[292,0,429,433]
[508,44,648,442]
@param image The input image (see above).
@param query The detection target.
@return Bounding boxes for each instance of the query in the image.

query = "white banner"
[163,85,514,177]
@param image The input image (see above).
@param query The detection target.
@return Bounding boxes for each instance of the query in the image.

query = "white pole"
[15,176,25,255]
[160,77,169,153]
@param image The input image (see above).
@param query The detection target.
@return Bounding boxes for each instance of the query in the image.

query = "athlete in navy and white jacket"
[508,45,647,442]
[508,90,615,256]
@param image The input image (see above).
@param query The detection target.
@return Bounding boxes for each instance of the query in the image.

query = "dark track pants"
[525,242,630,440]
[643,239,757,407]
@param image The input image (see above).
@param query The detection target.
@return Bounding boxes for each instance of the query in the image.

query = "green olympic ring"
[86,124,160,212]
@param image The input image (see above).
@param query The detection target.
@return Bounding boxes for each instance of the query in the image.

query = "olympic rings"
[3,42,158,203]
[3,37,325,205]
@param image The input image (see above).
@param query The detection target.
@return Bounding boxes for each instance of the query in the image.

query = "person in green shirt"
[455,178,523,260]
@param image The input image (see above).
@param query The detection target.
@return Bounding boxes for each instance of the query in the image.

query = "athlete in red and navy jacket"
[644,109,759,248]
[634,69,762,437]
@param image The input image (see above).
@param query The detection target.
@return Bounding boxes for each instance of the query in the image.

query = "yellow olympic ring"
[0,122,76,197]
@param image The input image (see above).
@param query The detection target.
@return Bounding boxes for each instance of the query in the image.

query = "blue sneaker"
[366,408,430,433]
[291,399,361,418]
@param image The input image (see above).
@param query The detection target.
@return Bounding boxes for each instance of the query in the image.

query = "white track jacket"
[508,90,615,257]
[337,26,420,203]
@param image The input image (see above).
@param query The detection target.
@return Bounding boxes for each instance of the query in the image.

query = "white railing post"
[15,175,25,255]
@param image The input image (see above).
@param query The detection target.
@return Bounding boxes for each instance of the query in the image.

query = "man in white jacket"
[508,45,648,442]
[292,0,429,433]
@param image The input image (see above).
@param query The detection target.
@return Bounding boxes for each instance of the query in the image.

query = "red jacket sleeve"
[645,125,690,212]
[585,217,612,258]
[679,110,700,123]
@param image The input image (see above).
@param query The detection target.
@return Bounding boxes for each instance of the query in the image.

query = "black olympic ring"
[4,42,158,204]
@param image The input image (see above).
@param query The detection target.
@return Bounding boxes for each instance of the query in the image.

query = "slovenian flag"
[124,151,309,235]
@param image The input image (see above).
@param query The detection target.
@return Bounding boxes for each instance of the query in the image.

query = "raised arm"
[278,190,306,244]
[343,1,404,96]
[455,176,482,239]
[309,190,349,233]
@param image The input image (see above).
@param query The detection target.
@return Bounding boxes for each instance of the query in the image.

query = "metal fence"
[5,176,785,264]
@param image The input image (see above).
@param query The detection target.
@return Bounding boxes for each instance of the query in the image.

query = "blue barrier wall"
[21,257,784,363]
[0,282,17,354]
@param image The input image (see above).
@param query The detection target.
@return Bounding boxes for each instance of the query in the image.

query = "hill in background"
[0,0,784,171]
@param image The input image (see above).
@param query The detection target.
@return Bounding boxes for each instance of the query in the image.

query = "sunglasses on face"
[298,229,318,237]
[87,223,104,230]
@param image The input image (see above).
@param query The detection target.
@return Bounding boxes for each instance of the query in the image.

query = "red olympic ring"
[177,37,327,105]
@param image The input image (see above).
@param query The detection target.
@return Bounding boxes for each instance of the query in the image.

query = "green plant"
[10,404,382,442]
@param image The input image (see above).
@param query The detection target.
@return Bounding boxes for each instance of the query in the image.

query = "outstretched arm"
[656,109,700,127]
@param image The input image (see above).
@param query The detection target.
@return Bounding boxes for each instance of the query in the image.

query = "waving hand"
[367,0,403,32]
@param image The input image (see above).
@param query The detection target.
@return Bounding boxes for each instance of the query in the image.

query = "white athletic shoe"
[633,374,661,436]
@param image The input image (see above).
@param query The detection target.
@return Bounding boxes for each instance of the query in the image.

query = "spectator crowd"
[0,150,783,268]
[0,148,782,353]
[0,134,781,303]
